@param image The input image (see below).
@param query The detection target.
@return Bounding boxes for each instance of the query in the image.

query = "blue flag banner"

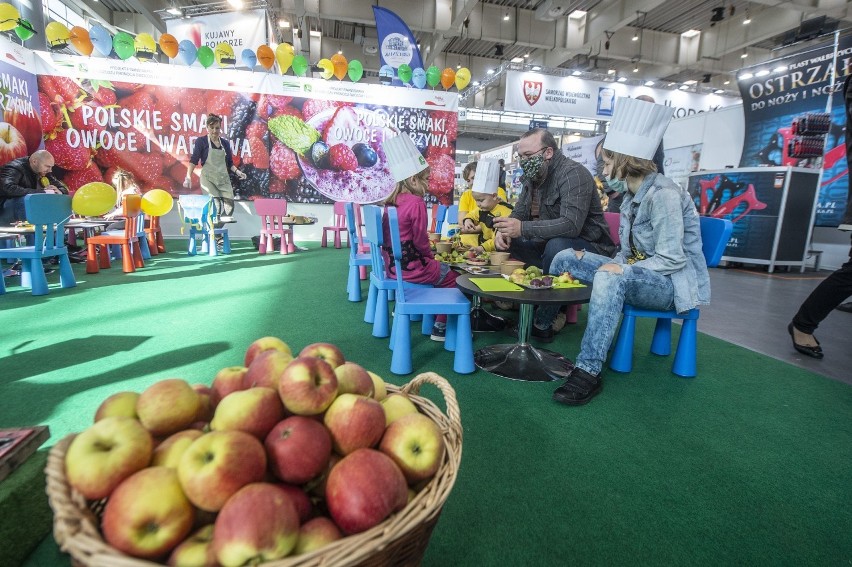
[372,6,424,73]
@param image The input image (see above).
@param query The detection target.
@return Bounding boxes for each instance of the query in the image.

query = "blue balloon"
[379,64,394,84]
[241,48,257,69]
[89,24,112,57]
[412,67,426,89]
[178,40,197,66]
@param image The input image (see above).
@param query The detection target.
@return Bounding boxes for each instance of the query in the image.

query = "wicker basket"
[45,372,462,567]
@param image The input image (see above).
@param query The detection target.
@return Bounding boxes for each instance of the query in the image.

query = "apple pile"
[63,337,445,566]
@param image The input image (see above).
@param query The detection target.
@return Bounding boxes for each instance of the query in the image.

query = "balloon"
[67,26,92,55]
[0,3,20,32]
[214,42,235,67]
[140,189,174,217]
[317,58,333,80]
[292,55,308,77]
[89,24,112,57]
[274,43,294,74]
[178,40,197,66]
[455,67,471,90]
[45,21,71,49]
[397,63,412,84]
[379,64,394,84]
[14,19,35,42]
[112,32,135,60]
[330,53,347,80]
[347,59,363,82]
[197,45,214,68]
[159,33,179,58]
[72,182,117,217]
[241,48,257,69]
[412,67,426,89]
[256,45,274,70]
[426,65,441,88]
[440,68,456,90]
[134,32,156,60]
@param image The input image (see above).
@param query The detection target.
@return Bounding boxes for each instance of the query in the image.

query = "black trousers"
[792,235,852,333]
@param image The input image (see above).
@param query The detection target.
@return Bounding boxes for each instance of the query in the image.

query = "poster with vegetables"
[32,53,458,204]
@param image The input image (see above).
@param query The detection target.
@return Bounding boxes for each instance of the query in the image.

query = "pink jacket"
[382,193,442,285]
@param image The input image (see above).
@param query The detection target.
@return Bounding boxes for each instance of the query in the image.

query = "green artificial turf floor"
[1,240,850,566]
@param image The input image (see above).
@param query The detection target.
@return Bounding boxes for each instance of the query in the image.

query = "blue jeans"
[547,249,675,375]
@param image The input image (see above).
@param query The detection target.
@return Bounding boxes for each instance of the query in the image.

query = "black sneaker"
[430,324,446,342]
[471,308,509,332]
[553,367,602,406]
[507,323,554,343]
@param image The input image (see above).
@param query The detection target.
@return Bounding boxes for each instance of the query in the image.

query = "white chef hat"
[602,97,673,160]
[383,134,428,183]
[471,159,500,195]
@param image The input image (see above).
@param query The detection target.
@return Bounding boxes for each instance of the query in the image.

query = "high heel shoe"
[787,323,824,359]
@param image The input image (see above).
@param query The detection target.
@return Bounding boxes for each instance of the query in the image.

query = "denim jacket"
[615,173,710,313]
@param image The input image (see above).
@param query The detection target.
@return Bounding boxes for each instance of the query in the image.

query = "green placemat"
[470,277,523,291]
[553,281,587,289]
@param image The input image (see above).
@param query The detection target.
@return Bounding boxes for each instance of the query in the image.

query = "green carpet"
[2,240,850,566]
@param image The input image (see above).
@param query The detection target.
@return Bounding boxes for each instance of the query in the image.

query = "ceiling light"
[633,66,639,72]
[741,49,748,59]
[503,12,510,21]
[569,10,586,19]
[278,19,289,28]
[644,80,655,86]
[617,77,627,82]
[713,89,725,94]
[292,27,298,33]
[531,65,541,71]
[226,0,243,9]
[743,15,751,25]
[310,30,321,37]
[723,80,730,85]
[607,68,616,75]
[337,50,342,55]
[739,72,754,80]
[456,64,461,69]
[167,6,182,16]
[524,53,530,58]
[755,69,770,77]
[684,79,697,85]
[632,31,639,41]
[511,57,524,63]
[572,70,582,76]
[487,68,494,74]
[679,84,690,90]
[682,29,700,38]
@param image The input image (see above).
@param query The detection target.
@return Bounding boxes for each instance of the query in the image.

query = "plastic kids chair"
[144,214,165,255]
[178,195,231,256]
[322,201,348,249]
[86,194,146,273]
[253,198,293,255]
[345,202,371,302]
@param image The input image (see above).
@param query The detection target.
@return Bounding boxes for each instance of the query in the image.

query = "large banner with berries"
[31,52,458,204]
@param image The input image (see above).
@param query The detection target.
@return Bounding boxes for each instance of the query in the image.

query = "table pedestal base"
[474,343,573,382]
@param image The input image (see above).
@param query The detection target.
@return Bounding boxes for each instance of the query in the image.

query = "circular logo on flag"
[380,33,414,67]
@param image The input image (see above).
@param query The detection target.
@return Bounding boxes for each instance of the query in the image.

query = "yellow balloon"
[140,189,174,217]
[45,21,71,49]
[275,43,294,74]
[455,67,471,90]
[72,182,117,217]
[0,3,20,32]
[134,32,156,60]
[215,42,236,67]
[317,58,334,80]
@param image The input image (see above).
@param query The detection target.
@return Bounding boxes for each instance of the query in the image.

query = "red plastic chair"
[322,201,348,248]
[86,194,145,274]
[145,214,165,255]
[253,198,293,255]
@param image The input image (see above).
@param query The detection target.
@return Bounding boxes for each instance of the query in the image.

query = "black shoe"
[508,323,554,343]
[471,307,509,332]
[836,301,852,314]
[787,322,823,359]
[553,367,602,406]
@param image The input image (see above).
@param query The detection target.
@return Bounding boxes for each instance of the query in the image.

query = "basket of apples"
[45,337,462,567]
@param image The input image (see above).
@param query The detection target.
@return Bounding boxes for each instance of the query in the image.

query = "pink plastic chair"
[321,201,347,248]
[253,198,294,255]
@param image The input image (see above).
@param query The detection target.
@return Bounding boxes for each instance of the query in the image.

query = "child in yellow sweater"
[461,159,513,252]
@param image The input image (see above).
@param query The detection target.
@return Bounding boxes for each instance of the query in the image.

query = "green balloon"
[14,19,34,41]
[112,32,135,60]
[292,55,308,77]
[197,45,214,68]
[397,63,412,84]
[348,59,363,82]
[426,65,441,88]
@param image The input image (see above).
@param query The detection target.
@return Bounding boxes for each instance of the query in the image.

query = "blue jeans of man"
[547,249,675,375]
[0,197,26,225]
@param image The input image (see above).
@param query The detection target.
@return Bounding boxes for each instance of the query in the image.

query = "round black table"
[456,273,592,382]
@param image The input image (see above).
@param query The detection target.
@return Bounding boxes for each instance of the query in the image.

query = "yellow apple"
[152,429,204,469]
[367,371,387,401]
[137,379,202,437]
[167,524,216,567]
[378,413,445,484]
[94,391,140,422]
[210,387,284,440]
[380,394,419,426]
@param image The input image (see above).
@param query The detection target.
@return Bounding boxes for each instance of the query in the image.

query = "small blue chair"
[344,202,371,302]
[178,195,230,256]
[433,205,448,235]
[0,194,76,296]
[385,207,474,375]
[609,216,733,377]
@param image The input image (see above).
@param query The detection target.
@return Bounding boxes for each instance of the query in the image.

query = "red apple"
[136,379,202,437]
[65,416,153,500]
[243,350,293,390]
[298,342,345,369]
[325,448,408,534]
[244,336,293,367]
[278,356,339,416]
[210,387,284,439]
[275,483,313,523]
[368,371,387,401]
[94,391,140,422]
[265,416,332,484]
[4,108,42,154]
[323,394,386,455]
[102,467,195,560]
[293,517,342,555]
[177,430,267,512]
[0,122,28,163]
[152,429,204,469]
[167,525,216,567]
[334,362,374,397]
[211,366,248,407]
[212,483,299,566]
[378,413,445,484]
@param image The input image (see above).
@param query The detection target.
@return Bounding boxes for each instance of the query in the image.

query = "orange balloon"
[256,45,274,70]
[69,26,93,56]
[158,33,179,59]
[440,68,456,90]
[330,53,348,81]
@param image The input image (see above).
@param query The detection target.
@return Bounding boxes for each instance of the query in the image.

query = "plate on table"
[465,259,489,266]
[501,274,554,290]
[461,265,492,275]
